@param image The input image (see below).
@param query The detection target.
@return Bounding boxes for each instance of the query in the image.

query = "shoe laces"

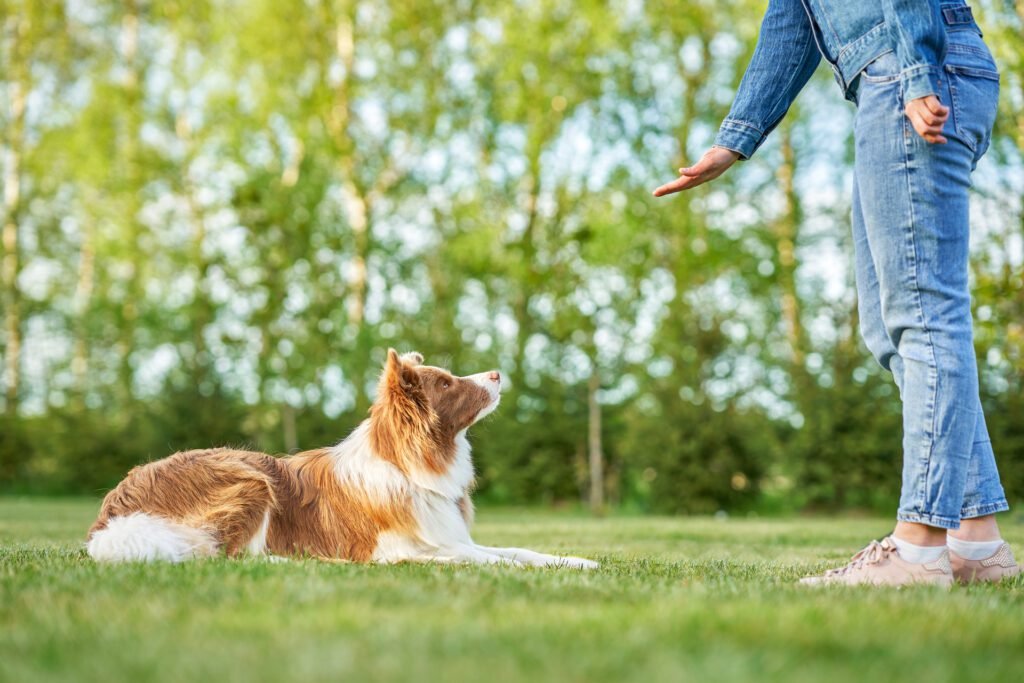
[823,538,896,577]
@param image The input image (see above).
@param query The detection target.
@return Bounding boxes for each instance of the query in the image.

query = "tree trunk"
[776,122,806,368]
[176,112,213,387]
[342,164,373,418]
[574,438,588,504]
[511,158,541,393]
[116,2,142,403]
[587,367,605,515]
[71,221,94,400]
[2,12,28,415]
[329,10,374,414]
[282,403,298,454]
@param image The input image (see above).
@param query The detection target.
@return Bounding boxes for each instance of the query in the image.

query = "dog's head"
[369,349,503,473]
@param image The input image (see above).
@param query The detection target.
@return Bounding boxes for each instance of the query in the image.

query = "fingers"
[653,175,702,197]
[653,164,726,196]
[678,158,712,177]
[653,148,738,197]
[909,105,946,143]
[921,95,949,118]
[913,103,947,127]
[906,96,948,144]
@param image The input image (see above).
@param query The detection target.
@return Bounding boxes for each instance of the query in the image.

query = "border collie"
[86,350,598,569]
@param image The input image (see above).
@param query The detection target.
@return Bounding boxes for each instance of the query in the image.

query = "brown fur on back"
[90,447,415,561]
[90,449,277,556]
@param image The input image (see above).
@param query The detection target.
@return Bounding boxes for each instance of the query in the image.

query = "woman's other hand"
[905,95,949,144]
[652,147,740,197]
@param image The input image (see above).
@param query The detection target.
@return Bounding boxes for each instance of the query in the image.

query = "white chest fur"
[407,430,474,501]
[332,423,476,561]
[332,424,473,502]
[330,422,409,499]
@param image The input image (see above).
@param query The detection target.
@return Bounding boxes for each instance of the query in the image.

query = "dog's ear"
[370,350,432,465]
[400,351,424,366]
[384,348,421,393]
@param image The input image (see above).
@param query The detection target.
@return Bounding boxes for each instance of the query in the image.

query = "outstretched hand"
[652,147,740,197]
[906,95,949,144]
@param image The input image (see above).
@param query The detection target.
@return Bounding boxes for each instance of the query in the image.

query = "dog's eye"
[441,380,450,389]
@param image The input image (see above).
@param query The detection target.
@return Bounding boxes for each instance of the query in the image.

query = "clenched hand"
[652,147,741,197]
[906,95,949,144]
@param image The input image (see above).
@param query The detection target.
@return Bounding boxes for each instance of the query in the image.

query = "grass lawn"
[1,498,1022,683]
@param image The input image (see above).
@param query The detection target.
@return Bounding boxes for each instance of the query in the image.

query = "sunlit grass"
[2,498,1022,682]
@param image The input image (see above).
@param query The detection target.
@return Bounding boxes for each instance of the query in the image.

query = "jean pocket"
[945,63,999,157]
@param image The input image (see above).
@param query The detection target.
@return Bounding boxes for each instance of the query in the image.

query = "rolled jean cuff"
[961,500,1010,520]
[897,511,963,530]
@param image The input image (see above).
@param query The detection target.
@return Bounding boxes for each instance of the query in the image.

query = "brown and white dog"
[86,350,598,569]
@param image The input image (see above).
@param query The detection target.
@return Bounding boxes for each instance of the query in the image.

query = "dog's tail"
[86,512,218,563]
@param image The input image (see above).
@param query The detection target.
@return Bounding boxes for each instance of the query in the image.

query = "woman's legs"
[852,177,1005,543]
[849,69,1008,535]
[802,87,1009,585]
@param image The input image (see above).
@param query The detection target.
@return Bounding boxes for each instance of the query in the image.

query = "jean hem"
[896,511,962,530]
[961,500,1010,519]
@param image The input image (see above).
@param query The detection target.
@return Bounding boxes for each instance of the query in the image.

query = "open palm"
[653,147,740,197]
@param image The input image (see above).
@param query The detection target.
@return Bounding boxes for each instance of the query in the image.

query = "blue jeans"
[851,21,1008,529]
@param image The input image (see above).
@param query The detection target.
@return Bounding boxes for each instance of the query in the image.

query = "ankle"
[893,521,947,547]
[949,515,1001,542]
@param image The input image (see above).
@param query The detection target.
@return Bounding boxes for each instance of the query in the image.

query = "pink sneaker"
[799,537,953,588]
[949,542,1020,584]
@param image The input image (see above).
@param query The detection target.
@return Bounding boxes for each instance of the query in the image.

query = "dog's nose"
[487,371,500,383]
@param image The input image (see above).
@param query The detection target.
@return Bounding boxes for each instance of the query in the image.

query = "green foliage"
[0,0,1022,514]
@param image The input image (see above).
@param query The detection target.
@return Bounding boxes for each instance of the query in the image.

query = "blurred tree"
[0,0,1020,517]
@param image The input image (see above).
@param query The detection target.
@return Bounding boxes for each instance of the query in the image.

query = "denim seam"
[860,51,900,84]
[901,64,936,80]
[961,500,1010,519]
[897,83,941,515]
[836,21,887,62]
[814,2,841,54]
[948,73,962,145]
[947,43,990,58]
[946,65,999,81]
[896,511,961,530]
[945,70,974,154]
[720,119,761,134]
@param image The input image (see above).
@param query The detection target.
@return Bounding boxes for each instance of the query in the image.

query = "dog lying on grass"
[87,350,597,569]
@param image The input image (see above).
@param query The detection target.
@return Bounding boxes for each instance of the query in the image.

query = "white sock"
[947,535,1003,561]
[891,535,947,564]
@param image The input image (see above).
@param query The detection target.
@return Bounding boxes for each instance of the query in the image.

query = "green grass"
[2,498,1022,683]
